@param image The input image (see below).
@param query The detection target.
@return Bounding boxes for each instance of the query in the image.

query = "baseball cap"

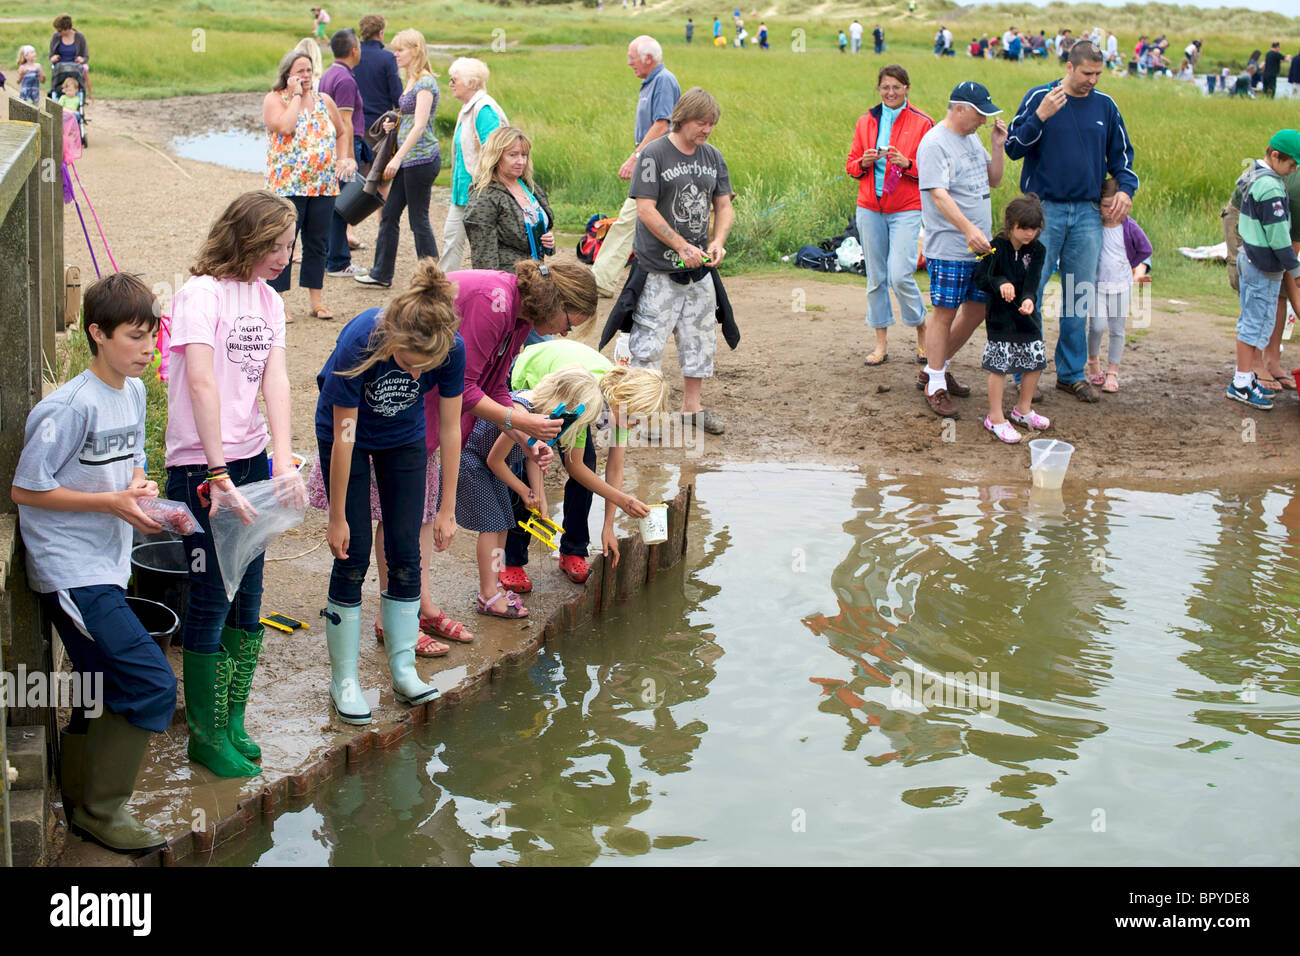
[1269,129,1300,159]
[949,81,1001,116]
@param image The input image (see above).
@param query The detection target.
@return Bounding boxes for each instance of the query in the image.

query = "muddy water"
[170,129,266,174]
[207,466,1300,866]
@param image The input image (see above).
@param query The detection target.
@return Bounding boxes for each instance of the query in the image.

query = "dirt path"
[47,93,1300,862]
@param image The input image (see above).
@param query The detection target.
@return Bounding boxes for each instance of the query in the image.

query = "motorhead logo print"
[662,182,710,265]
[225,315,273,383]
[364,368,422,418]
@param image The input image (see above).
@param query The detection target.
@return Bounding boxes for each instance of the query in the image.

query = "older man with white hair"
[592,34,681,298]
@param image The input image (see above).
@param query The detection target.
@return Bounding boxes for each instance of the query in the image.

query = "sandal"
[1270,370,1297,390]
[1085,358,1104,386]
[916,344,928,365]
[415,632,450,658]
[983,416,1022,444]
[422,611,473,644]
[476,589,528,619]
[864,349,888,367]
[309,307,335,320]
[1102,370,1120,393]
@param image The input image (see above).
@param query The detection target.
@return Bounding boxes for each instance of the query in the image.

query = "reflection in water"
[208,469,1300,866]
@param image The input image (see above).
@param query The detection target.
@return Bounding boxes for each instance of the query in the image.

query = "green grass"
[9,1,1295,314]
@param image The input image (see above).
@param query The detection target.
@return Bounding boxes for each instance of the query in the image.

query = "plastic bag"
[137,496,202,536]
[209,477,307,601]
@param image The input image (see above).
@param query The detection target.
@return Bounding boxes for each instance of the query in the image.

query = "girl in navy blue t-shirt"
[315,261,466,724]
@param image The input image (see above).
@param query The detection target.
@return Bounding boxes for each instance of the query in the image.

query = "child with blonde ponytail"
[499,339,668,590]
[314,259,465,724]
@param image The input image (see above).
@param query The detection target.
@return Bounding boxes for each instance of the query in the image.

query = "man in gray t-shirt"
[915,81,1008,418]
[626,86,734,435]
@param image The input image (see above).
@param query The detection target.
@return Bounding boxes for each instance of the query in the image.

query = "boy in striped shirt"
[1228,129,1300,409]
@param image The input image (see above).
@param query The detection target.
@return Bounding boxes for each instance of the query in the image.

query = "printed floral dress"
[266,92,338,198]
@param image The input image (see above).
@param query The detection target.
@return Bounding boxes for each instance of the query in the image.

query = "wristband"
[504,407,514,432]
[207,466,230,482]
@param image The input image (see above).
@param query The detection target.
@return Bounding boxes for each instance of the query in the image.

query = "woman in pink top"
[164,190,307,779]
[372,260,597,644]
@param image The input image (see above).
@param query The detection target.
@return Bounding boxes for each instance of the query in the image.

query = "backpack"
[576,213,614,264]
[794,245,839,271]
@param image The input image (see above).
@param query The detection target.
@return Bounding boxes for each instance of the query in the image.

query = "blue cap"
[949,81,1001,116]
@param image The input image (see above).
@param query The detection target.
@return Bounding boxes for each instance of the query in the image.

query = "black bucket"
[125,596,180,651]
[335,178,384,225]
[130,539,190,634]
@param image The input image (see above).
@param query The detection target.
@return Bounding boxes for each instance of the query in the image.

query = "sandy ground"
[40,92,1300,863]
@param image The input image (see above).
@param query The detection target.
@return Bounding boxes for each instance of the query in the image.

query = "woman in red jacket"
[846,65,934,367]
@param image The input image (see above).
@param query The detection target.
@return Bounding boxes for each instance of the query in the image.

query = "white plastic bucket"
[640,504,668,544]
[1028,439,1075,489]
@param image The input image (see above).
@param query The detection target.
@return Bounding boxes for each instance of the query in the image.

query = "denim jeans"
[856,207,926,329]
[1035,199,1102,384]
[369,156,441,284]
[317,440,426,604]
[504,428,596,566]
[269,195,336,293]
[166,452,269,653]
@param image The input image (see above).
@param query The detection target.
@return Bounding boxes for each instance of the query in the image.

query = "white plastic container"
[1028,439,1075,490]
[640,504,668,544]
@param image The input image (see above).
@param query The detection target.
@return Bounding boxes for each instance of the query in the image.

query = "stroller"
[49,61,87,146]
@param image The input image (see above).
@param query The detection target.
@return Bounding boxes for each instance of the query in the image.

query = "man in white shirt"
[849,20,864,54]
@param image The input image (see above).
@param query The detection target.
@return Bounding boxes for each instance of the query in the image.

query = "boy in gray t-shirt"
[10,272,175,854]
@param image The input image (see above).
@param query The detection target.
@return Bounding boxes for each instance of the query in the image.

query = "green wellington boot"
[59,726,86,819]
[380,593,440,707]
[69,712,166,853]
[221,625,265,761]
[182,649,262,778]
[324,600,371,725]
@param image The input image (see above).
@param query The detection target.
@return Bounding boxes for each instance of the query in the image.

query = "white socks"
[926,366,947,395]
[1233,371,1253,389]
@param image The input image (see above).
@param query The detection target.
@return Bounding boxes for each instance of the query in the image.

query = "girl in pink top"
[164,190,307,779]
[372,261,598,635]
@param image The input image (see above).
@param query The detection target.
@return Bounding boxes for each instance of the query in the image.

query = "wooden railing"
[0,92,66,867]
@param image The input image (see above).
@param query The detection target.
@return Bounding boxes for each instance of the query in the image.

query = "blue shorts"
[926,258,988,309]
[1236,251,1282,350]
[42,586,177,733]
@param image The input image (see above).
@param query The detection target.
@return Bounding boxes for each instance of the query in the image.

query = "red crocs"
[498,565,532,593]
[558,554,591,584]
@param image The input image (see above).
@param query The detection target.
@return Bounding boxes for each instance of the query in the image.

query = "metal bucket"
[125,596,180,652]
[130,539,190,634]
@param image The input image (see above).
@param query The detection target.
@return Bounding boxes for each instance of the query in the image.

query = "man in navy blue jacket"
[354,14,402,132]
[1005,41,1138,402]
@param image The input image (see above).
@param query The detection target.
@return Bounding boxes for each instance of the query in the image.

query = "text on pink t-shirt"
[164,275,287,467]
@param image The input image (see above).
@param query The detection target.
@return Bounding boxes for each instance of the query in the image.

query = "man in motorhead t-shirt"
[628,87,734,435]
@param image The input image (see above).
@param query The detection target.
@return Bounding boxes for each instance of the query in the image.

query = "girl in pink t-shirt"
[163,190,306,779]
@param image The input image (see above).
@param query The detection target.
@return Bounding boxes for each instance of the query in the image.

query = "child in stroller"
[50,62,87,145]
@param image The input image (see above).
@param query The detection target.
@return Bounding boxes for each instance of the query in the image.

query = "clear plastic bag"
[137,496,203,536]
[209,476,308,601]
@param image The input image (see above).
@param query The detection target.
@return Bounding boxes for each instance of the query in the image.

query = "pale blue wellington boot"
[380,593,440,706]
[323,600,371,725]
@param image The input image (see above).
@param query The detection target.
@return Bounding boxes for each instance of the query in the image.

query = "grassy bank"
[8,1,1297,308]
